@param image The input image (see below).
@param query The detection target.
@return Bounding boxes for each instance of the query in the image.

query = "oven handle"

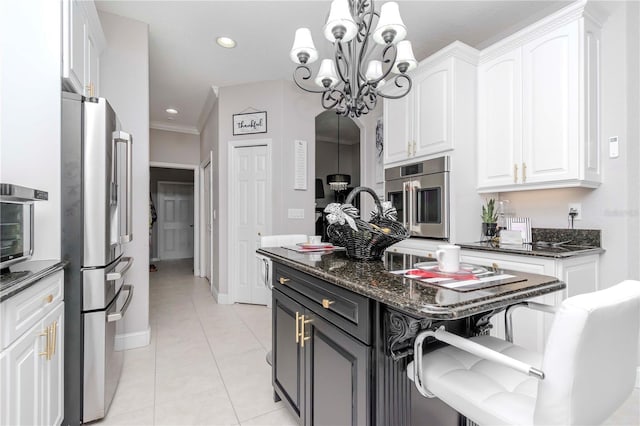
[107,285,134,322]
[106,257,134,281]
[402,182,408,227]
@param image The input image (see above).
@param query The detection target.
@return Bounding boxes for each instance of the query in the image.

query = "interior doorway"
[149,166,198,272]
[157,181,194,260]
[315,111,361,238]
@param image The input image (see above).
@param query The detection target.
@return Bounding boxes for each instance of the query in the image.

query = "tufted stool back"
[534,280,640,425]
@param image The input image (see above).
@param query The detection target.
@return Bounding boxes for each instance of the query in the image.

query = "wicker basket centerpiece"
[324,187,409,261]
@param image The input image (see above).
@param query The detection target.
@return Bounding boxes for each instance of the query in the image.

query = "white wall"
[199,80,379,301]
[0,0,61,261]
[498,2,640,289]
[99,11,150,349]
[150,128,200,165]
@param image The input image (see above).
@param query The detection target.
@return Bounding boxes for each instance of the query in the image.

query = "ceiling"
[95,0,571,134]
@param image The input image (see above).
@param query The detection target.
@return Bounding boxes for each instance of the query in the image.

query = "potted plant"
[481,198,499,237]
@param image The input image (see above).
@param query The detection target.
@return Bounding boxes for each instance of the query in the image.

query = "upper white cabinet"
[477,2,602,192]
[383,42,478,166]
[62,0,105,97]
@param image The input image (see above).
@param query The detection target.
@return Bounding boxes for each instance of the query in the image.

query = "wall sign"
[294,140,307,190]
[233,111,267,135]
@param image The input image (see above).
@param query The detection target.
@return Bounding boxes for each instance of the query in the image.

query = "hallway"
[97,259,296,425]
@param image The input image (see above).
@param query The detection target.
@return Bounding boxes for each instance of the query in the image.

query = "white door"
[383,94,412,164]
[204,162,212,284]
[158,182,194,260]
[40,303,64,426]
[231,144,271,305]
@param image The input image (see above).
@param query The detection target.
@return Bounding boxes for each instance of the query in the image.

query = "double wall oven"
[62,92,134,423]
[385,157,450,240]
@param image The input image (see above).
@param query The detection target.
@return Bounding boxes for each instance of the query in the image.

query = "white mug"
[308,235,322,245]
[435,244,461,273]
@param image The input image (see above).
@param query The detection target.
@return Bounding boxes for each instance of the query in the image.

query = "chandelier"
[290,0,417,118]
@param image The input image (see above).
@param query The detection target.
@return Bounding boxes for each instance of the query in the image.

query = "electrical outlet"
[288,208,305,219]
[568,203,582,220]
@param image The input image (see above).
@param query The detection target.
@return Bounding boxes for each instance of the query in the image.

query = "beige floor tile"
[108,372,155,417]
[155,388,238,426]
[217,348,282,422]
[204,324,263,361]
[240,407,298,426]
[97,406,155,426]
[155,359,223,404]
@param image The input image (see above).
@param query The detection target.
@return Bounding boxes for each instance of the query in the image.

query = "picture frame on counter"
[233,111,267,135]
[506,217,532,243]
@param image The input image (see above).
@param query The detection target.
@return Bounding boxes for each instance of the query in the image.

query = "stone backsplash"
[531,228,601,247]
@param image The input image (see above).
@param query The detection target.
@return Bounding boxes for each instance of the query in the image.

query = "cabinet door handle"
[39,326,50,359]
[300,315,313,348]
[295,311,300,343]
[279,277,290,285]
[44,294,53,304]
[321,299,335,309]
[522,163,527,183]
[50,321,57,358]
[514,164,518,183]
[413,140,417,156]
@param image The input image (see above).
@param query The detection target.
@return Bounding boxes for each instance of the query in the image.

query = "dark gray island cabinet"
[261,247,565,426]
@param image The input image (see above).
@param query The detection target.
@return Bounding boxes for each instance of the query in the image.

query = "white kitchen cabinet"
[62,0,105,97]
[383,42,478,166]
[477,2,602,192]
[461,250,599,354]
[0,271,64,426]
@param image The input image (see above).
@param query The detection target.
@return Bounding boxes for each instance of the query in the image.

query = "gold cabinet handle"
[39,326,50,359]
[321,299,335,309]
[44,294,53,304]
[300,315,313,348]
[279,277,290,285]
[49,321,57,359]
[514,164,518,183]
[492,262,499,271]
[295,312,300,343]
[522,162,527,183]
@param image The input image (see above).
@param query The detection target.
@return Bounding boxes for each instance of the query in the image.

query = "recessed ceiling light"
[166,108,178,114]
[216,36,236,49]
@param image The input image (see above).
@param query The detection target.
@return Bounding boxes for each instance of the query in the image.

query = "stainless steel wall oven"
[385,157,450,240]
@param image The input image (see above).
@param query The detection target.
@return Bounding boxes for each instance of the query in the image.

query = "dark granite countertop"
[258,247,565,319]
[0,260,67,302]
[458,241,604,259]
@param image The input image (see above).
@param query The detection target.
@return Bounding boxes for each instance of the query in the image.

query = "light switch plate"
[288,208,305,219]
[609,136,619,158]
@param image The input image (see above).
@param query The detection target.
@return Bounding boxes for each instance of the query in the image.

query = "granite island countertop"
[258,247,565,319]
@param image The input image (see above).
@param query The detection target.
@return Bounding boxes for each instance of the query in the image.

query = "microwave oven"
[0,184,48,271]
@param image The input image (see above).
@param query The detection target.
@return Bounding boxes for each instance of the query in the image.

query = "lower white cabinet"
[0,271,64,426]
[460,251,599,353]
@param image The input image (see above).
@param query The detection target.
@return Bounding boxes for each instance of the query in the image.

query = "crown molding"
[197,86,219,132]
[150,121,200,135]
[479,0,602,64]
[419,40,480,68]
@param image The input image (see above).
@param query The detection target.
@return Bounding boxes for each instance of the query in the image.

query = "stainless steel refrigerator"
[61,91,134,424]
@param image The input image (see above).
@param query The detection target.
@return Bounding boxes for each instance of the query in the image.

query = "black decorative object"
[315,178,325,199]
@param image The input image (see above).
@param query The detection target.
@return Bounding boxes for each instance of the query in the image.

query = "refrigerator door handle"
[114,130,133,244]
[107,285,134,322]
[106,256,134,281]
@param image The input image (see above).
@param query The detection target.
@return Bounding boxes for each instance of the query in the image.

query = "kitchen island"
[258,247,565,426]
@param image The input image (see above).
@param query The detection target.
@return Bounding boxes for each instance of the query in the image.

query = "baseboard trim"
[636,367,640,388]
[115,326,151,351]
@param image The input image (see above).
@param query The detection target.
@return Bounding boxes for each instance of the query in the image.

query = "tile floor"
[97,259,639,426]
